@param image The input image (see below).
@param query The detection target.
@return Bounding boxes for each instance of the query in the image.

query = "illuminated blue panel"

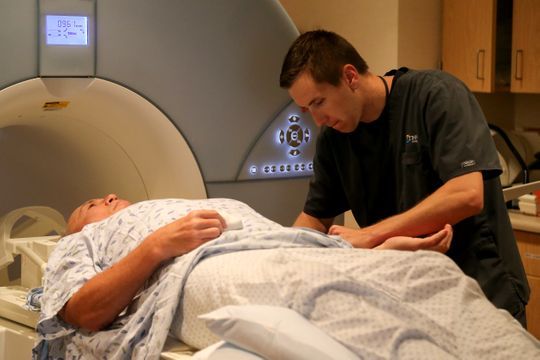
[237,101,318,180]
[46,15,88,46]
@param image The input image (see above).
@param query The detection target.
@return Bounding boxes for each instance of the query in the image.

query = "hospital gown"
[35,198,540,359]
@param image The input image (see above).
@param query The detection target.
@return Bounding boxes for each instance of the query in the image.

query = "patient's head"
[66,193,132,234]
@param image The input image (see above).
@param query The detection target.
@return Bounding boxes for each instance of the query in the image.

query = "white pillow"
[199,305,359,360]
[193,340,264,360]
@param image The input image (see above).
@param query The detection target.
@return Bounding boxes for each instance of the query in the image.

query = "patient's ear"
[65,213,83,235]
[64,219,78,235]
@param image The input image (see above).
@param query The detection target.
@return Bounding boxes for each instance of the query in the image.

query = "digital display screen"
[46,15,88,46]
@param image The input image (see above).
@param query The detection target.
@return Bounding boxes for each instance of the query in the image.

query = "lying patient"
[62,195,451,323]
[34,194,539,359]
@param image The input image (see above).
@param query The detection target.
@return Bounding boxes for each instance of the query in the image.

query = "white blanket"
[179,248,540,359]
[35,198,540,359]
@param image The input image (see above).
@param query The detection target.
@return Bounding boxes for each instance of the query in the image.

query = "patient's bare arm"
[374,224,453,253]
[59,210,225,332]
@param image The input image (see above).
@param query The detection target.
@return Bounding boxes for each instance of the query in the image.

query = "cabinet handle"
[476,49,485,80]
[515,49,524,80]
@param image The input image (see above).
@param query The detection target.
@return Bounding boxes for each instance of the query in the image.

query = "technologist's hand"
[151,209,226,260]
[374,224,453,253]
[328,225,380,248]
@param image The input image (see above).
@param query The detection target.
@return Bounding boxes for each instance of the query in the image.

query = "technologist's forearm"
[60,235,166,331]
[365,173,483,243]
[293,211,333,233]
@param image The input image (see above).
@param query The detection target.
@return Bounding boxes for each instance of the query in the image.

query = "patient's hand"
[151,210,226,260]
[375,224,453,253]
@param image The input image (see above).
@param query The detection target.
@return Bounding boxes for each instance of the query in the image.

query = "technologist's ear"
[343,64,358,91]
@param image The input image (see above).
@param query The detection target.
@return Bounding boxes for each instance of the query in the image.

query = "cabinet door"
[442,0,496,92]
[511,0,540,93]
[526,275,540,340]
[515,230,540,340]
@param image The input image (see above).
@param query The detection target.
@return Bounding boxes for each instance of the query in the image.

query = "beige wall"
[280,0,441,75]
[475,92,540,132]
[279,0,399,75]
[475,93,515,129]
[397,0,441,70]
[515,95,540,130]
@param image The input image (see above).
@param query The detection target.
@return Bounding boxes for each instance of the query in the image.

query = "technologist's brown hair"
[279,29,369,89]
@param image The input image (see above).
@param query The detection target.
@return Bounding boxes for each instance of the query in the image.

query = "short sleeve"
[37,230,102,340]
[423,73,501,182]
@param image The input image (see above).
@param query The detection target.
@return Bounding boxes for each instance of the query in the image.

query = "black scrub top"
[304,68,530,316]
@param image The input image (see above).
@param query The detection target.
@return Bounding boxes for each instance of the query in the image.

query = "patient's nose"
[104,193,118,204]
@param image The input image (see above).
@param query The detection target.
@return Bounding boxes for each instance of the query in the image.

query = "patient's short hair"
[279,29,369,89]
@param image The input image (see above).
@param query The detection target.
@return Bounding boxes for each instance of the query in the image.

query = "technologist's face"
[66,193,132,234]
[288,70,362,133]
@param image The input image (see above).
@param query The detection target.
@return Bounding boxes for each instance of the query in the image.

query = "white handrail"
[0,206,66,270]
[503,180,540,202]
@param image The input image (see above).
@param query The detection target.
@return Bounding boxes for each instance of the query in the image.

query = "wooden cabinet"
[510,0,540,93]
[443,0,540,93]
[442,0,497,92]
[515,230,540,339]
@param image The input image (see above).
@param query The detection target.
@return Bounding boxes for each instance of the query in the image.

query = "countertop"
[508,210,540,234]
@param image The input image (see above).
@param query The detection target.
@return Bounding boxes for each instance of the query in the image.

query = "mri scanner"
[0,0,318,223]
[0,0,318,357]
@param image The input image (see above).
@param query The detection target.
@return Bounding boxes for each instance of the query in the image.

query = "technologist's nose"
[310,109,326,126]
[312,113,326,127]
[104,193,118,204]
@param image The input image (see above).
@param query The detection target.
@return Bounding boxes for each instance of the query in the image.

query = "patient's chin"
[113,200,132,213]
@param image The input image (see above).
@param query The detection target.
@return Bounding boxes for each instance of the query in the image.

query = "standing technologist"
[280,29,529,326]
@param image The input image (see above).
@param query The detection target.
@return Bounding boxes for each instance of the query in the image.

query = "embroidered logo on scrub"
[405,134,419,144]
[461,160,476,168]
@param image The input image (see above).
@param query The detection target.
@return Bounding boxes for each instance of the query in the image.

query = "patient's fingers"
[197,227,222,240]
[376,225,453,252]
[153,210,229,256]
[425,228,446,243]
[190,217,225,232]
[185,210,226,228]
[328,225,344,235]
[425,224,453,253]
[172,210,225,238]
